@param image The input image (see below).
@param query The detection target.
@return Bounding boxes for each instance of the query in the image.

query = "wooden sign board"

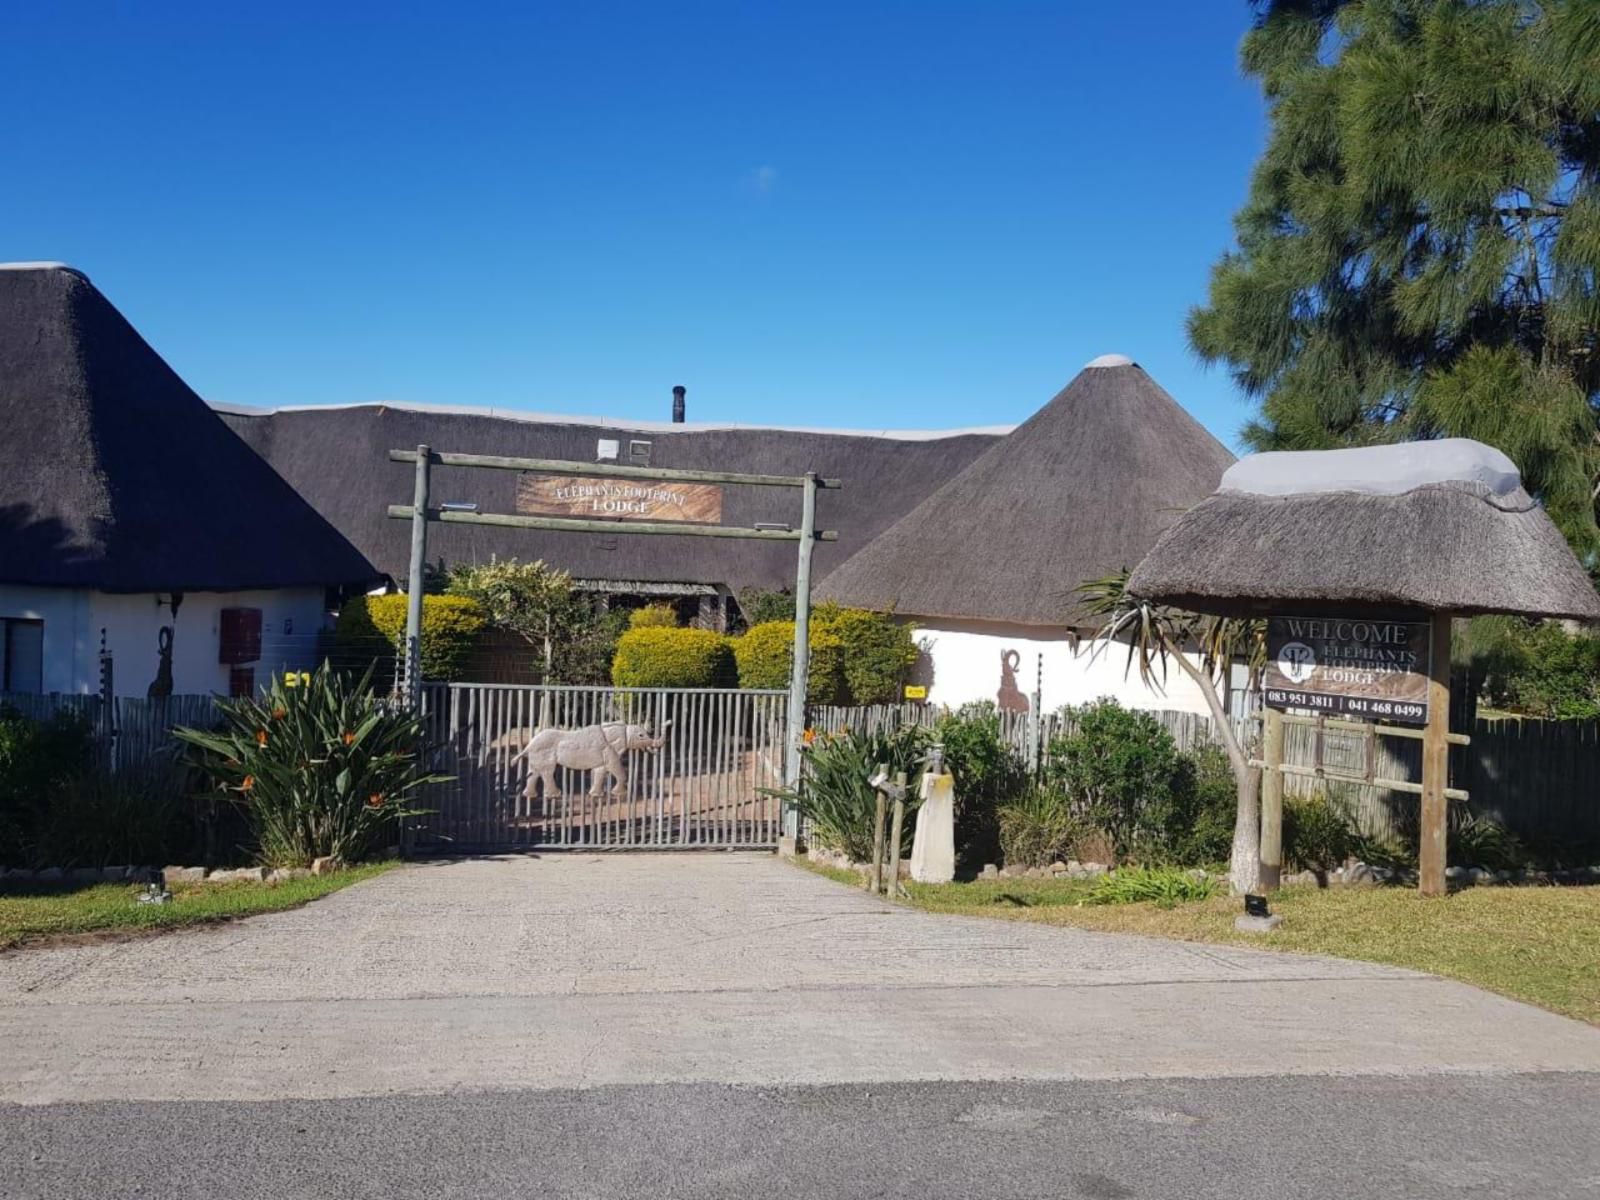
[516,474,723,524]
[1263,616,1431,725]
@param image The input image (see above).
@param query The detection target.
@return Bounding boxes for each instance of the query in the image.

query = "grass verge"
[797,858,1600,1025]
[0,862,397,952]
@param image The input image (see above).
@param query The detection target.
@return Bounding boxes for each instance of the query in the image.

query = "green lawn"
[0,862,397,952]
[799,860,1600,1026]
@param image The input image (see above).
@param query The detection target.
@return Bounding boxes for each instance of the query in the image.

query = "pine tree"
[1191,0,1600,559]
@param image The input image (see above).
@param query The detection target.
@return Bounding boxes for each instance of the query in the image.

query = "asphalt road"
[5,1073,1599,1199]
[5,856,1600,1197]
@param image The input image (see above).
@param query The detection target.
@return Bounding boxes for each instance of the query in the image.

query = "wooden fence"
[810,700,1600,849]
[0,692,221,772]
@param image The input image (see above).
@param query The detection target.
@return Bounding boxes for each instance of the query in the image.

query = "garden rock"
[1345,863,1376,886]
[3,868,35,882]
[164,866,206,883]
[35,867,62,882]
[1049,861,1068,875]
[1445,865,1465,881]
[311,856,345,876]
[979,864,999,880]
[69,867,102,884]
[1080,862,1107,876]
[1467,866,1493,885]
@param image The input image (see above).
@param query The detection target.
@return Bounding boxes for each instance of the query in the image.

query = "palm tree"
[1078,570,1266,894]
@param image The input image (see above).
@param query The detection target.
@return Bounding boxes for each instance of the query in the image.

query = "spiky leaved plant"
[174,664,447,867]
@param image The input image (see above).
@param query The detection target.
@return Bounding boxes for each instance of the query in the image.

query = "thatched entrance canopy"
[1127,439,1600,622]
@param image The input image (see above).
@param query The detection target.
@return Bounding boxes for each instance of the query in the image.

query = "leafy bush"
[730,620,846,701]
[1086,866,1220,908]
[1451,811,1527,871]
[1047,700,1186,862]
[611,627,735,688]
[1165,744,1237,867]
[997,785,1081,869]
[174,665,446,867]
[1470,617,1600,720]
[1283,793,1359,873]
[736,587,795,627]
[825,607,919,705]
[335,593,486,682]
[0,706,97,865]
[936,702,1028,866]
[30,764,186,868]
[784,723,930,861]
[628,604,680,629]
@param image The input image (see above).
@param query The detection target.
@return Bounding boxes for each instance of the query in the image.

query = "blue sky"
[2,2,1267,448]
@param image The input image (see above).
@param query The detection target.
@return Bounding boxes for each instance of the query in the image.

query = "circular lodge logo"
[1276,641,1317,685]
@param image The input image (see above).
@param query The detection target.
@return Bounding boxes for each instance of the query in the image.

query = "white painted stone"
[909,772,955,884]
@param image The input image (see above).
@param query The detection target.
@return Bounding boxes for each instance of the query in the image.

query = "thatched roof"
[1128,440,1600,621]
[218,402,1002,592]
[0,264,379,592]
[814,355,1236,625]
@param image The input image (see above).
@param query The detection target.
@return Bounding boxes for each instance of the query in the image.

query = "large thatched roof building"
[1128,440,1600,622]
[0,263,378,697]
[217,401,1004,614]
[813,355,1237,714]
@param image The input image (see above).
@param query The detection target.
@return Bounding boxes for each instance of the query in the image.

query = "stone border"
[1,855,350,887]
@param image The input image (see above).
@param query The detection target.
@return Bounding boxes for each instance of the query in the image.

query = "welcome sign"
[516,474,723,524]
[1263,616,1431,725]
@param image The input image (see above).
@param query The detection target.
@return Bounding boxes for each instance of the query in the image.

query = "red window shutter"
[219,608,263,664]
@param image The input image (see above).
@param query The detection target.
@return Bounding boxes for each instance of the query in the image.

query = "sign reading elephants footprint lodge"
[1264,616,1431,725]
[516,474,724,524]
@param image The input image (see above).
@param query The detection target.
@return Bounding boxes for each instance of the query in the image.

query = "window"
[0,618,44,694]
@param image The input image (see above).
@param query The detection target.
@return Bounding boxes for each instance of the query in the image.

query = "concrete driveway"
[3,853,1598,1106]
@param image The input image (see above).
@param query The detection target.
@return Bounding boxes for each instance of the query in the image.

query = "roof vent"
[1085,353,1136,369]
[672,385,686,424]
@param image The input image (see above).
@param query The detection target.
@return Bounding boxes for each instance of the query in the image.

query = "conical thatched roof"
[815,356,1235,625]
[1128,440,1600,621]
[0,264,378,592]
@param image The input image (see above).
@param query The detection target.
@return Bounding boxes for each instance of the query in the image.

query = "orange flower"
[272,706,287,720]
[256,729,269,747]
[342,731,357,746]
[802,728,817,746]
[240,775,256,793]
[366,793,384,808]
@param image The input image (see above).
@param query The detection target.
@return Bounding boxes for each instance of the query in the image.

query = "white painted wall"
[911,618,1239,717]
[0,585,330,697]
[0,585,94,695]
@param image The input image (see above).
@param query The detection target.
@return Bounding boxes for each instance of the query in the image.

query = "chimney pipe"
[672,385,686,424]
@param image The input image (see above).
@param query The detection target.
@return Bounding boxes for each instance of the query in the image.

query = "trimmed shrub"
[174,664,446,867]
[30,764,186,869]
[0,706,97,865]
[826,607,918,704]
[1283,794,1359,873]
[1047,700,1186,862]
[1165,744,1237,867]
[628,603,680,629]
[731,620,847,702]
[736,587,796,627]
[997,785,1082,869]
[611,627,735,688]
[335,593,486,682]
[936,702,1028,867]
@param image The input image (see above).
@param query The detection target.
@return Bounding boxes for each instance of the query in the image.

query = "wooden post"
[1418,614,1453,896]
[886,771,907,898]
[783,472,819,836]
[870,785,887,896]
[401,444,432,707]
[1259,707,1284,891]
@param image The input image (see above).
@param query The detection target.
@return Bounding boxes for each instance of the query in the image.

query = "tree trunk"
[1171,651,1261,894]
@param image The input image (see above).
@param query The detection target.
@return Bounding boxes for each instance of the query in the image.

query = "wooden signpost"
[515,474,724,524]
[1255,612,1467,897]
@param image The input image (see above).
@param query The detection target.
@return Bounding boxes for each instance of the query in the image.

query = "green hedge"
[611,627,735,688]
[826,607,918,704]
[334,594,486,682]
[732,620,846,702]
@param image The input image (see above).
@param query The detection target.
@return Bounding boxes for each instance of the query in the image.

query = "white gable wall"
[0,585,330,697]
[912,618,1235,717]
